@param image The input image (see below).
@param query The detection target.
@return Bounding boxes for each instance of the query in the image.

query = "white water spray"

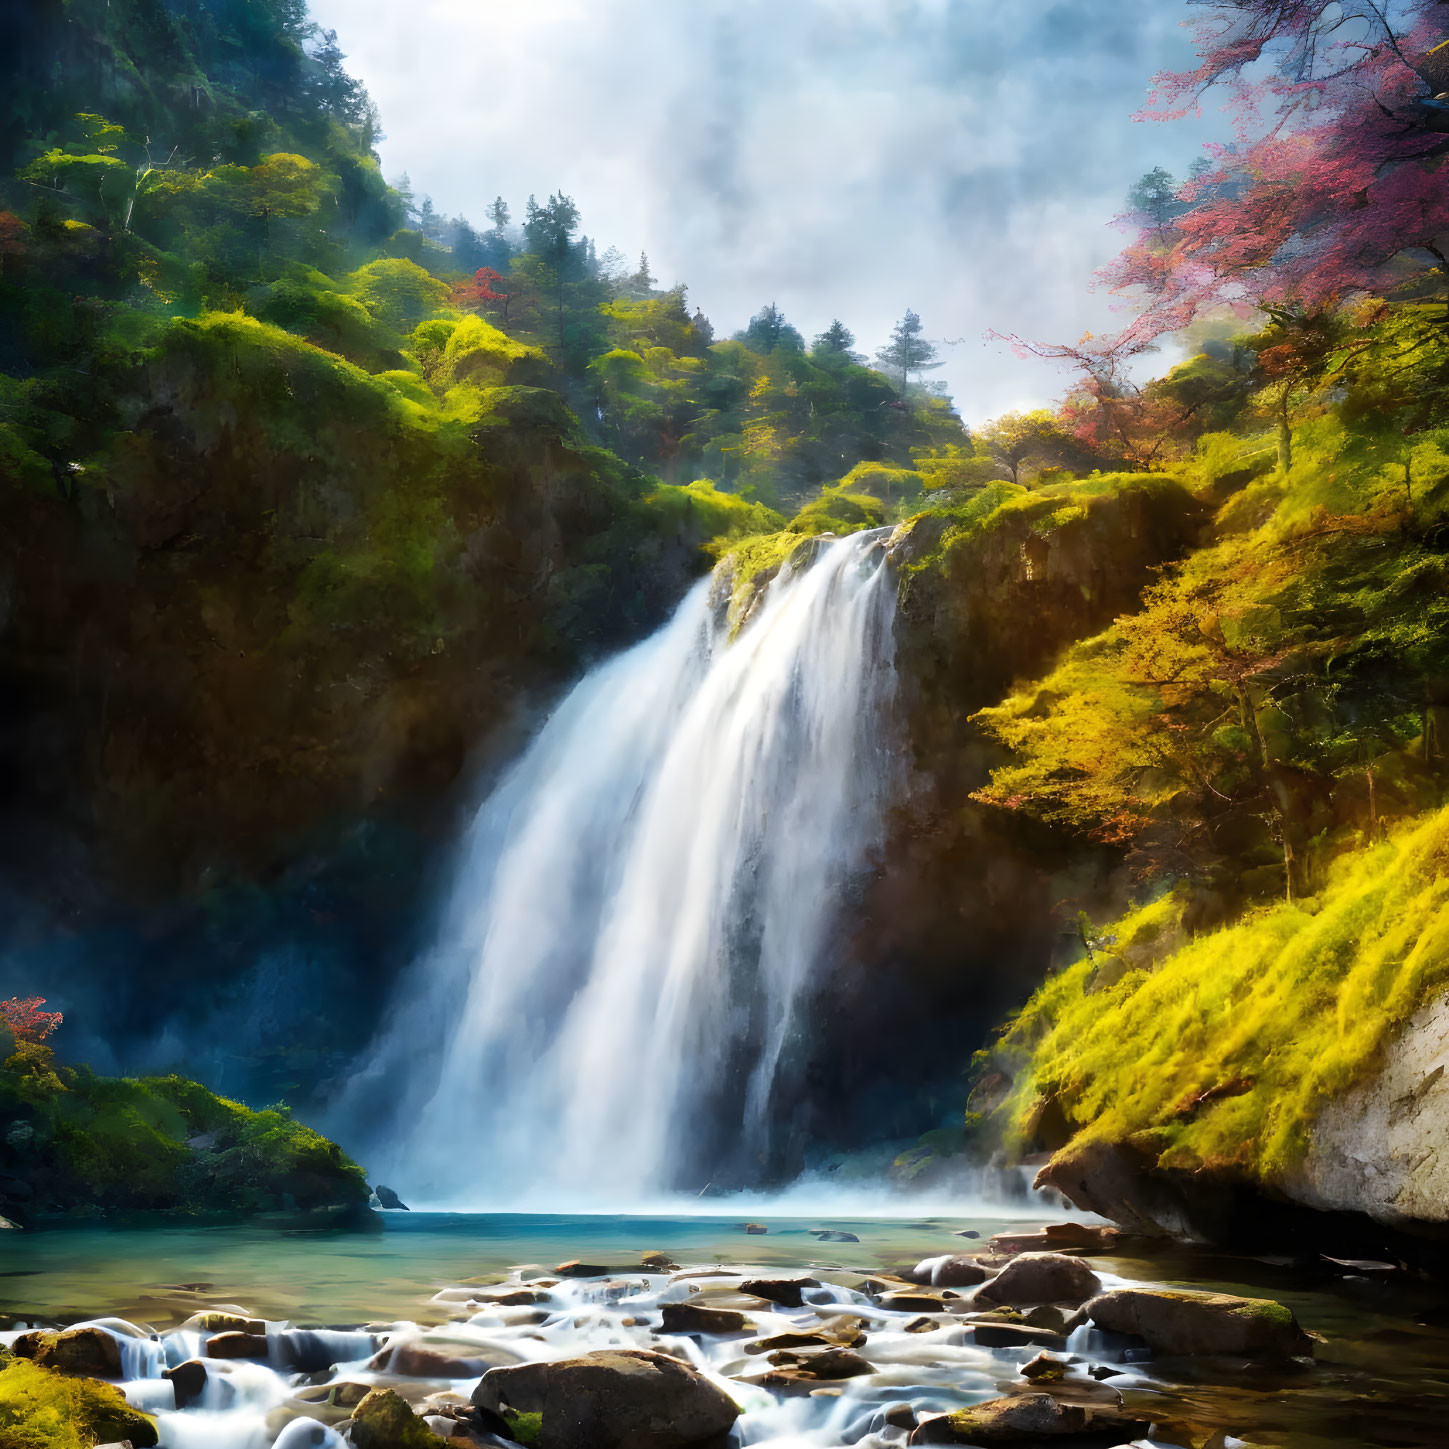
[352,530,899,1206]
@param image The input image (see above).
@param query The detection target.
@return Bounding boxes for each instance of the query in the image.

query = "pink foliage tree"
[0,996,62,1043]
[1133,4,1449,330]
[1113,3,1449,339]
[999,2,1449,448]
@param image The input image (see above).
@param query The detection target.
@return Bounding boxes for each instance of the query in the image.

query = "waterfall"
[352,529,900,1207]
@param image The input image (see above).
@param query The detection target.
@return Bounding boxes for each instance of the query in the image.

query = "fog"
[311,0,1227,423]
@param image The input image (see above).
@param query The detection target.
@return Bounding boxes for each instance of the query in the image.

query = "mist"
[311,0,1227,423]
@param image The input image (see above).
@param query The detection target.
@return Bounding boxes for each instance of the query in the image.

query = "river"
[3,1210,1448,1448]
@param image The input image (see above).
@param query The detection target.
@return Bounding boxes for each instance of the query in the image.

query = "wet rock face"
[1080,1287,1313,1359]
[1288,995,1449,1229]
[474,1348,740,1449]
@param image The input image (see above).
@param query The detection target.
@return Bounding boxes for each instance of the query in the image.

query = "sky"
[309,0,1227,425]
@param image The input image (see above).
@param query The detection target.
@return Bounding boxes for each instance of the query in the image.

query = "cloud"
[310,0,1226,423]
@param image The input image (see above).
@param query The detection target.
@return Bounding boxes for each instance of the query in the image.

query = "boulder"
[554,1260,614,1278]
[810,1229,860,1242]
[976,1252,1101,1306]
[162,1359,208,1408]
[745,1319,867,1354]
[742,1223,768,1234]
[658,1302,750,1335]
[762,1348,872,1381]
[640,1252,679,1271]
[990,1223,1125,1256]
[910,1254,988,1288]
[473,1348,739,1449]
[369,1342,488,1378]
[884,1403,918,1431]
[739,1277,819,1308]
[1080,1287,1313,1358]
[909,1393,1150,1445]
[1019,1352,1067,1382]
[372,1184,411,1211]
[205,1331,270,1359]
[350,1387,446,1449]
[969,1323,1068,1350]
[13,1327,123,1379]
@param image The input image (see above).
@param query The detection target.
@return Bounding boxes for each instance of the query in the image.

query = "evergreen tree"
[394,172,417,228]
[875,309,942,392]
[487,196,511,232]
[812,319,863,364]
[740,302,804,355]
[631,250,656,293]
[519,192,604,367]
[1127,166,1183,234]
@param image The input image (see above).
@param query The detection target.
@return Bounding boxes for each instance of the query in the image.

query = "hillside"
[0,0,964,1106]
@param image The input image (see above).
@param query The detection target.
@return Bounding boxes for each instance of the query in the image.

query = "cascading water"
[349,529,900,1206]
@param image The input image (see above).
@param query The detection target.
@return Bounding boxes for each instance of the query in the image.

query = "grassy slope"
[990,806,1449,1180]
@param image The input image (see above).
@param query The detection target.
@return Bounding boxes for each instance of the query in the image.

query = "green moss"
[836,461,925,507]
[712,531,815,632]
[0,1355,158,1449]
[504,1410,544,1446]
[789,484,885,537]
[436,315,551,390]
[0,1045,369,1219]
[995,804,1449,1178]
[647,479,784,546]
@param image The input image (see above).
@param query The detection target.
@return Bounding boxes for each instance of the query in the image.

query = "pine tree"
[812,319,863,364]
[875,309,942,392]
[739,302,804,354]
[631,250,656,294]
[487,196,510,232]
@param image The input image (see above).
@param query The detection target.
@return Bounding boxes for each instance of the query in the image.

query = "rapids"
[5,1214,1449,1449]
[345,531,901,1206]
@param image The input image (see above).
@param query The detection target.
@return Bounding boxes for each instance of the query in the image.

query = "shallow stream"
[2,1212,1447,1448]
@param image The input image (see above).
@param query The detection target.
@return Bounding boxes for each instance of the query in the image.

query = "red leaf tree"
[455,265,517,325]
[1115,2,1449,348]
[999,3,1449,455]
[1,996,62,1042]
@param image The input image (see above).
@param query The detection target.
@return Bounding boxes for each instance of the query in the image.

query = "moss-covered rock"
[1079,1287,1312,1358]
[349,1387,446,1449]
[11,1329,122,1380]
[0,1354,158,1449]
[0,1041,369,1222]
